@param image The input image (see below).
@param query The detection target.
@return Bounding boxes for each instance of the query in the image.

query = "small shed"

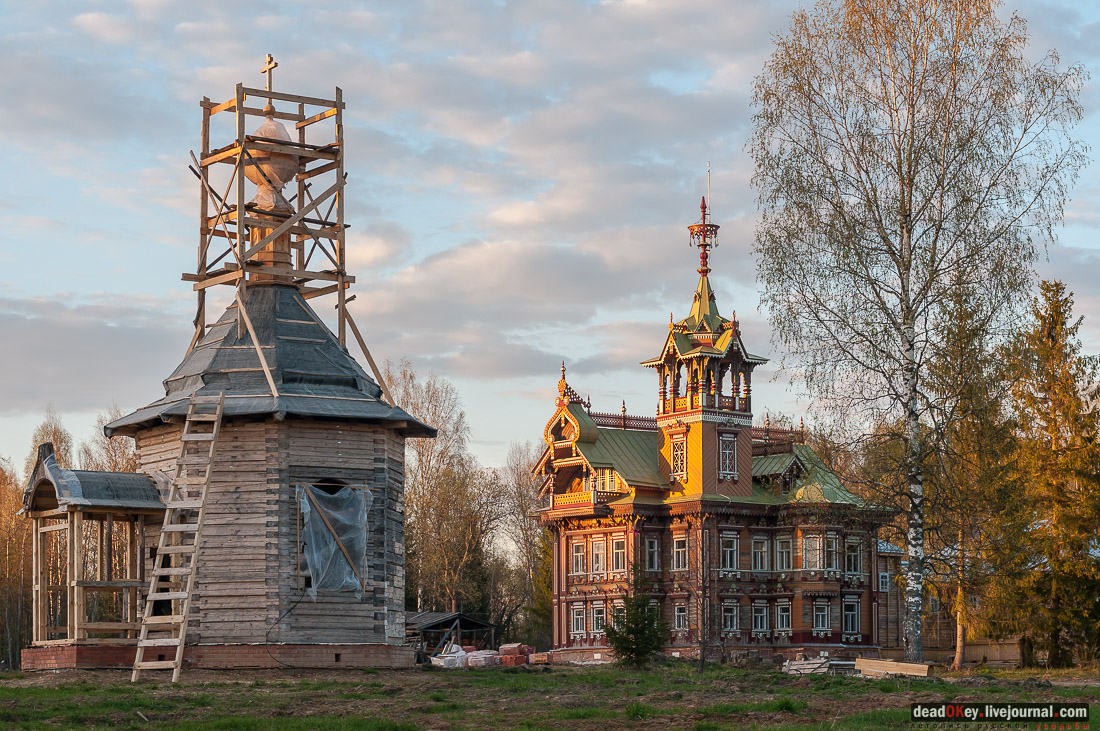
[22,443,167,647]
[406,611,495,658]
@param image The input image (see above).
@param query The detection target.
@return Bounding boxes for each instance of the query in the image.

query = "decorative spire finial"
[561,360,566,379]
[687,189,719,276]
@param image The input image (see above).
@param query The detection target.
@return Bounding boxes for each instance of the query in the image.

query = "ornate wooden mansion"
[534,199,904,661]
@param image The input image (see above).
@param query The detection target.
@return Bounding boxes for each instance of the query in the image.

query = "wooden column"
[74,511,85,640]
[335,86,346,347]
[31,517,39,643]
[235,82,247,339]
[66,511,75,640]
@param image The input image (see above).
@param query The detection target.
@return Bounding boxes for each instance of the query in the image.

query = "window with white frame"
[598,469,617,492]
[646,537,660,571]
[776,537,792,570]
[612,539,626,571]
[720,534,738,570]
[825,535,839,570]
[571,606,585,634]
[813,603,830,630]
[673,537,688,570]
[930,596,940,614]
[845,540,861,574]
[718,433,737,479]
[591,540,606,573]
[776,603,792,631]
[803,534,822,570]
[571,543,585,574]
[671,438,686,479]
[674,605,688,630]
[879,571,890,593]
[843,600,860,634]
[752,537,769,571]
[722,604,738,631]
[592,606,606,633]
[752,605,768,632]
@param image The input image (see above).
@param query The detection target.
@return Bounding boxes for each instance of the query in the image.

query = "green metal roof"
[681,273,726,333]
[751,451,799,478]
[786,444,865,506]
[575,427,662,488]
[564,403,599,443]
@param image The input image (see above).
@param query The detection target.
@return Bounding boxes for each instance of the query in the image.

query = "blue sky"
[1,0,1098,477]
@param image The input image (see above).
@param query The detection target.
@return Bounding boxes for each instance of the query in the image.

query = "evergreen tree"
[993,281,1100,666]
[925,283,1021,670]
[604,566,668,668]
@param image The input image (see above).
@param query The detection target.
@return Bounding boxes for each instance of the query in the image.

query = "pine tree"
[604,566,668,668]
[997,280,1100,666]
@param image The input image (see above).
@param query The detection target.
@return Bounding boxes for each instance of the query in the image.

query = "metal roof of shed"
[23,444,165,513]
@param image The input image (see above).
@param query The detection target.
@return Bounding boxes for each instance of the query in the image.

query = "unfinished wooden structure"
[21,57,433,676]
[23,444,164,651]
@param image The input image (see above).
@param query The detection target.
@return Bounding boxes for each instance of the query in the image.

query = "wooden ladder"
[131,393,224,683]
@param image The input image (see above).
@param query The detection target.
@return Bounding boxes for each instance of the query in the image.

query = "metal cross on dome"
[262,53,278,92]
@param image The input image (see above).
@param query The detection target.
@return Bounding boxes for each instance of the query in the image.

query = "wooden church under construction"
[21,58,433,679]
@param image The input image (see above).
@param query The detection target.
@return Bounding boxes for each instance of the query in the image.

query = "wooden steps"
[131,393,224,684]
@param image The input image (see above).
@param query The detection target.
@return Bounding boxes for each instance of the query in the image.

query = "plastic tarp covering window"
[297,485,373,600]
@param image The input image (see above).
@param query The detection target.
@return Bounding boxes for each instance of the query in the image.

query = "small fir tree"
[604,567,667,668]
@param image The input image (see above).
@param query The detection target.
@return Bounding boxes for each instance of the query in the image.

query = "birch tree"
[750,0,1087,660]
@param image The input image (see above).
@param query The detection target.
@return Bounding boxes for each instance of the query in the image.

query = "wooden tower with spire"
[20,57,434,678]
[641,196,766,497]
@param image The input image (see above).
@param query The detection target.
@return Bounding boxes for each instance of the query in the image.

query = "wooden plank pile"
[782,657,830,675]
[855,658,935,678]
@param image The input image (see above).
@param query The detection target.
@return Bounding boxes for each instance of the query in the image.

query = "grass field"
[0,662,1096,729]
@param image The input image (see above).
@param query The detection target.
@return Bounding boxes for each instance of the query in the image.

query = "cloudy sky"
[1,0,1098,477]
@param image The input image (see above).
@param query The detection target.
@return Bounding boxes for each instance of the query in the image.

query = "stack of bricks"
[528,652,550,665]
[499,643,527,667]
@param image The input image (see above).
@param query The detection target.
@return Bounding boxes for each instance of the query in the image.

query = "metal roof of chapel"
[107,284,434,438]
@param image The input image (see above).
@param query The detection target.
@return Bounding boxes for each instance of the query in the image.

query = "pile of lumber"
[782,657,830,675]
[855,658,935,678]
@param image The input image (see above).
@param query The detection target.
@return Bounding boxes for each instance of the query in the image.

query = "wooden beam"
[235,290,279,399]
[297,160,339,181]
[300,282,349,300]
[193,270,244,291]
[242,178,344,262]
[296,107,338,129]
[344,310,396,408]
[240,86,342,109]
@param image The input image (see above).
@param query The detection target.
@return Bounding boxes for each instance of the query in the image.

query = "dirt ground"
[1,663,1097,729]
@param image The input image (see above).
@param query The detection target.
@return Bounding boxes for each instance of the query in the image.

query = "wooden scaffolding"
[185,55,392,406]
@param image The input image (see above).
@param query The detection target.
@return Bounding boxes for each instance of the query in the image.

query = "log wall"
[135,415,406,647]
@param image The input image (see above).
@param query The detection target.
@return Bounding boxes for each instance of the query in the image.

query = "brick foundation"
[21,643,415,671]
